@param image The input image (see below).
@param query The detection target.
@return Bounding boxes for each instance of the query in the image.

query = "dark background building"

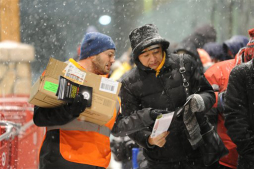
[18,0,254,83]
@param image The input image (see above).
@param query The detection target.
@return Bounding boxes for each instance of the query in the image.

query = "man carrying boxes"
[32,32,119,169]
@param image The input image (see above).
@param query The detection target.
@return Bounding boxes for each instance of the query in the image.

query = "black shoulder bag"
[179,54,229,166]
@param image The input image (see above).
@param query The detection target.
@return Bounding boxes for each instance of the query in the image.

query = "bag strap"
[179,54,190,97]
[176,54,191,117]
[179,54,204,149]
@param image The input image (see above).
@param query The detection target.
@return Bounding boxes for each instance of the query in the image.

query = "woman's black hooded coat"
[119,52,215,163]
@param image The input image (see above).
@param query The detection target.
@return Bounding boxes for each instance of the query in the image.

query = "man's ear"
[89,55,96,61]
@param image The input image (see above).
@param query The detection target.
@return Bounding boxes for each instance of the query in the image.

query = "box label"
[44,81,58,93]
[99,77,119,94]
[64,62,86,84]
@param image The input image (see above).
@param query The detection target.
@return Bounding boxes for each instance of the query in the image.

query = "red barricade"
[0,95,44,169]
[0,121,20,169]
[0,139,11,169]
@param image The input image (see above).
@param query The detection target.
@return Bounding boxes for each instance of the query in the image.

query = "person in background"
[200,42,227,72]
[197,48,213,72]
[113,24,215,169]
[109,47,135,81]
[204,29,254,169]
[203,42,227,64]
[224,28,254,169]
[223,35,249,60]
[110,136,141,169]
[175,24,217,73]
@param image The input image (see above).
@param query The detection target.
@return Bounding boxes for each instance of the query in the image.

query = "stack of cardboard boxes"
[0,41,35,95]
[29,57,121,126]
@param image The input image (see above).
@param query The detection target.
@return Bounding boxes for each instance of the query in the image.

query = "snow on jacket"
[224,59,254,169]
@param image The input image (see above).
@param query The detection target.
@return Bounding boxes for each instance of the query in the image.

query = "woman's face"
[138,45,163,69]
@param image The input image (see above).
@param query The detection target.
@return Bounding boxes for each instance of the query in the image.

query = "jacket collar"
[135,50,173,73]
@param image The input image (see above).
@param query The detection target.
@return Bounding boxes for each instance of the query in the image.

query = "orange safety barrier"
[0,95,44,169]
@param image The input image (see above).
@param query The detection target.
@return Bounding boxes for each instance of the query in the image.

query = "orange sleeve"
[213,92,219,107]
[205,66,221,107]
[41,70,46,76]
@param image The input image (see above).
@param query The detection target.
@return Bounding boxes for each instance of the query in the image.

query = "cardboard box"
[29,58,121,125]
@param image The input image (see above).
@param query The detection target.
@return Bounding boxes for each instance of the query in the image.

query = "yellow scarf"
[155,52,166,77]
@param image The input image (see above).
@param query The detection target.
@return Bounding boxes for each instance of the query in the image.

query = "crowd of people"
[33,23,254,169]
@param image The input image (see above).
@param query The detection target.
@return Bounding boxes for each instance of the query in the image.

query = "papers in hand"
[151,111,174,138]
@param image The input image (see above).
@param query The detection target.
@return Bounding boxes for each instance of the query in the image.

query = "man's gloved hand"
[66,93,87,117]
[150,109,169,120]
[187,94,205,112]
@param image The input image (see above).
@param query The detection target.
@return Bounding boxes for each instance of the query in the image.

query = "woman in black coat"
[114,24,215,169]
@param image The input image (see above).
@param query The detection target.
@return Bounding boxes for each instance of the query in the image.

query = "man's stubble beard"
[91,55,109,75]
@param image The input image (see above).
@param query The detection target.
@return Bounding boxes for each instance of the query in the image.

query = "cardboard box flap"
[29,76,41,102]
[44,57,66,79]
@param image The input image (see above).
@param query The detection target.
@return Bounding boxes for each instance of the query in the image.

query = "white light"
[99,15,111,25]
[82,91,90,100]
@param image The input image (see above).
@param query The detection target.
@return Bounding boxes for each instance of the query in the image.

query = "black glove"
[150,109,169,120]
[65,93,87,117]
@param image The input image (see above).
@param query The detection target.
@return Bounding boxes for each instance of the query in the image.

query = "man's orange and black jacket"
[33,98,119,169]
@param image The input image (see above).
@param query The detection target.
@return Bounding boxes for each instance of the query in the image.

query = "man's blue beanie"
[79,32,116,60]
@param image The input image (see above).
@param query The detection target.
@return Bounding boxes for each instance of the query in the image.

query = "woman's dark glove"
[65,93,87,117]
[150,109,169,120]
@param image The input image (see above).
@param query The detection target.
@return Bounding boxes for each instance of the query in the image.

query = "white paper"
[151,112,174,138]
[99,77,119,94]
